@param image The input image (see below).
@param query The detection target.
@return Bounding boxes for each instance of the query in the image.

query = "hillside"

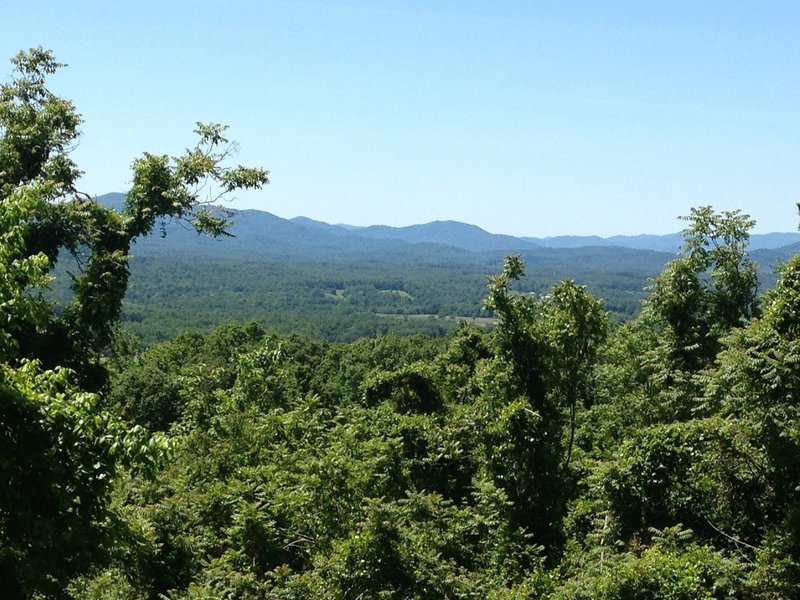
[54,195,795,343]
[97,193,800,256]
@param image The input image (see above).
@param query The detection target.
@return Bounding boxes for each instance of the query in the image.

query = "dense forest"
[2,49,800,598]
[47,209,796,344]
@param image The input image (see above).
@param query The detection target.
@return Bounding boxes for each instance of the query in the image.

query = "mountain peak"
[94,193,800,253]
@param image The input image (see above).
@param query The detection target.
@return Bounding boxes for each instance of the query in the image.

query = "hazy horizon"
[95,190,800,239]
[6,1,800,237]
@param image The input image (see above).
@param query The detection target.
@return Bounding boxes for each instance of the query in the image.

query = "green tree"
[1,47,269,389]
[539,279,608,466]
[647,206,757,373]
[0,48,268,596]
[711,254,800,593]
[0,360,169,598]
[481,256,607,559]
[0,48,80,200]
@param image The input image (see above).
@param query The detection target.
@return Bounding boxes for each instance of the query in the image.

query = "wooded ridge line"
[97,192,800,255]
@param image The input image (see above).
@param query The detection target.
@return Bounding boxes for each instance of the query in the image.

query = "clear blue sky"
[4,1,799,236]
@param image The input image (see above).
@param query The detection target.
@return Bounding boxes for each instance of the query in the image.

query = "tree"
[0,48,80,200]
[0,359,170,598]
[0,48,268,596]
[481,256,607,558]
[1,47,269,389]
[647,206,758,373]
[711,254,800,592]
[538,279,608,467]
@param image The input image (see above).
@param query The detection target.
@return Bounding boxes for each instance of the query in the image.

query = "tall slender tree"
[0,48,268,596]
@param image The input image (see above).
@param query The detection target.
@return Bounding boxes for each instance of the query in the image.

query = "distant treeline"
[48,239,792,344]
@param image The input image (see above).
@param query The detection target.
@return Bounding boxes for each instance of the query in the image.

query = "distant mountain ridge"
[96,193,800,255]
[322,220,541,252]
[72,194,800,339]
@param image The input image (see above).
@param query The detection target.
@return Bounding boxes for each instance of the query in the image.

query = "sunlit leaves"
[0,185,51,360]
[0,47,81,198]
[0,360,170,595]
[0,47,267,595]
[647,206,758,373]
[126,121,269,239]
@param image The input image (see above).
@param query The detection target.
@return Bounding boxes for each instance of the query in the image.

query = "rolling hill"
[73,194,799,343]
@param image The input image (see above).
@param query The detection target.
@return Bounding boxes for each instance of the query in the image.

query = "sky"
[3,1,800,236]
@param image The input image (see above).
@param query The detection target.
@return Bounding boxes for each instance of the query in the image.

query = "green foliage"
[647,206,758,373]
[555,543,748,599]
[125,121,268,239]
[561,213,800,599]
[602,417,770,546]
[362,363,442,414]
[708,254,800,593]
[0,184,51,360]
[75,235,800,597]
[43,237,676,344]
[4,47,800,600]
[0,48,265,597]
[1,48,268,388]
[0,47,81,199]
[0,360,169,597]
[482,257,608,557]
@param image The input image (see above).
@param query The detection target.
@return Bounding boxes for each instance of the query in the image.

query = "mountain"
[130,208,423,261]
[534,234,686,253]
[747,233,800,250]
[529,232,800,253]
[349,221,539,252]
[751,242,800,275]
[65,193,800,342]
[289,216,355,237]
[95,193,800,257]
[95,192,126,212]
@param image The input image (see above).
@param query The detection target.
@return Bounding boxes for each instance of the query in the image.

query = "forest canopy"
[1,48,799,598]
